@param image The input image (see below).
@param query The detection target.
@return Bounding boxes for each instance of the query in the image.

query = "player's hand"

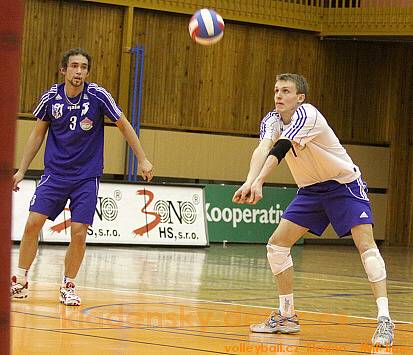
[12,171,24,192]
[232,182,251,204]
[249,179,263,204]
[140,159,154,182]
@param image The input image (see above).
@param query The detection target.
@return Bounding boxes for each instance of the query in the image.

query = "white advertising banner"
[12,179,37,241]
[41,182,209,246]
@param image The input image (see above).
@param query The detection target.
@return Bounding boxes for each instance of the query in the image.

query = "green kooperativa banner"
[205,184,300,243]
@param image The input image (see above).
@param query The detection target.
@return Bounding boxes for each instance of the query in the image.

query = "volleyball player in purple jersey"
[233,74,394,347]
[10,48,153,306]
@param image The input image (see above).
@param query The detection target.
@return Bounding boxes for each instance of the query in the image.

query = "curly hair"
[59,48,92,71]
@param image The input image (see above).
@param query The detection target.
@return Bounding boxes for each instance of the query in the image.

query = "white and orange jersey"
[259,103,361,187]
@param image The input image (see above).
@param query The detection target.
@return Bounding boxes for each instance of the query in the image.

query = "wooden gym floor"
[11,243,413,354]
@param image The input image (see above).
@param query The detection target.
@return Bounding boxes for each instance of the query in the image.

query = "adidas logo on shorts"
[360,211,369,218]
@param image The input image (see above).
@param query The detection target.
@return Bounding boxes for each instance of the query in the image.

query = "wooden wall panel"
[349,43,393,143]
[312,40,394,144]
[20,0,60,114]
[20,3,410,147]
[20,0,123,113]
[385,44,413,246]
[132,9,320,135]
[82,0,413,36]
[314,40,358,140]
[131,8,410,148]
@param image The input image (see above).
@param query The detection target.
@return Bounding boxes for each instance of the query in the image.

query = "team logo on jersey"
[51,103,64,119]
[80,117,93,131]
[30,194,37,206]
[81,102,90,116]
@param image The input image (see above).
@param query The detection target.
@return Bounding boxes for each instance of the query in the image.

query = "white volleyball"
[188,8,225,45]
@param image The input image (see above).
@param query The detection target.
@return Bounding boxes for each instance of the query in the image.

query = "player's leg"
[352,223,394,347]
[326,177,394,347]
[268,219,308,309]
[59,222,88,306]
[18,212,48,269]
[11,175,68,300]
[250,218,308,334]
[250,186,329,334]
[270,219,308,333]
[65,222,88,279]
[59,177,98,306]
[352,224,387,298]
[11,212,48,299]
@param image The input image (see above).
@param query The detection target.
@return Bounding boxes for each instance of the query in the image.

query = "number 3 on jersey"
[69,116,77,130]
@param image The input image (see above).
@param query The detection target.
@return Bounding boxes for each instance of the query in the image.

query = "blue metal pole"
[127,45,144,182]
[137,46,144,138]
[128,46,139,181]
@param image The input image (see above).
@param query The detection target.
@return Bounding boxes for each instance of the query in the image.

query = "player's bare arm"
[115,113,154,182]
[13,119,49,191]
[232,138,274,204]
[249,138,292,204]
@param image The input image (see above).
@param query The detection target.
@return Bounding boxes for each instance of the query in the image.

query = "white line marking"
[31,281,413,325]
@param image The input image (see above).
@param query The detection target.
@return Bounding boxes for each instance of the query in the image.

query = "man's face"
[273,80,305,117]
[61,54,89,87]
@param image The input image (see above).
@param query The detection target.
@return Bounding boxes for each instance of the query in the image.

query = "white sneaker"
[59,282,81,306]
[250,310,300,334]
[10,275,28,299]
[372,316,395,347]
[250,311,279,333]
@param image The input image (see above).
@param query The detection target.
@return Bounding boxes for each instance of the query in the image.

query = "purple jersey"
[33,82,122,180]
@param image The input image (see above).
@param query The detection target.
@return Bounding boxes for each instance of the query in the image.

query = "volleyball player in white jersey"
[232,74,394,347]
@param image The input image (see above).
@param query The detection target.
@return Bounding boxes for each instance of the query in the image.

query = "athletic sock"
[16,267,28,284]
[62,276,76,287]
[376,297,390,319]
[279,293,294,317]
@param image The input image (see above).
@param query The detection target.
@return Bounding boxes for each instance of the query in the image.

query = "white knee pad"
[266,244,293,275]
[361,248,387,282]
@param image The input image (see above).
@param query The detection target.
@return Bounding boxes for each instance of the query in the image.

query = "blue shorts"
[282,178,373,237]
[29,174,99,225]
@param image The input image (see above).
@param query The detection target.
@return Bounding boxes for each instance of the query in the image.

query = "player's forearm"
[17,133,45,175]
[119,122,148,161]
[245,145,272,184]
[255,156,279,184]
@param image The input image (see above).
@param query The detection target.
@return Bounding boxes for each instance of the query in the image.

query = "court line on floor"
[12,325,237,355]
[78,306,381,354]
[12,302,373,354]
[11,309,130,328]
[293,275,413,289]
[79,301,413,339]
[32,281,413,325]
[215,289,413,302]
[13,304,411,353]
[13,284,411,354]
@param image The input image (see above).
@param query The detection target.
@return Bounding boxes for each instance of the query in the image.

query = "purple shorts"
[282,178,373,237]
[29,174,99,225]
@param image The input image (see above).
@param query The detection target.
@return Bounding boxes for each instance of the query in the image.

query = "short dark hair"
[276,73,309,98]
[60,48,92,71]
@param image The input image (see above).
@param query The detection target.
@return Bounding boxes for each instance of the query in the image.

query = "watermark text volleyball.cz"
[224,343,409,353]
